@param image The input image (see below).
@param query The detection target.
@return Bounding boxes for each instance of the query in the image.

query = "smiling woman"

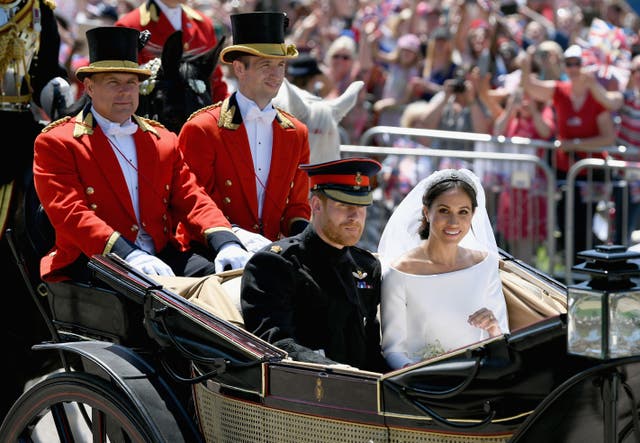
[378,168,509,369]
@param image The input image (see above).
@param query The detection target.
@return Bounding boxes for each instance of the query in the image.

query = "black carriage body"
[6,251,640,442]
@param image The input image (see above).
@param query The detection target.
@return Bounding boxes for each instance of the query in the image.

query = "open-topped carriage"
[4,223,640,443]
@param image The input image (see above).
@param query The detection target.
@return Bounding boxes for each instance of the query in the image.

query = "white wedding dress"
[380,254,509,369]
[378,169,509,370]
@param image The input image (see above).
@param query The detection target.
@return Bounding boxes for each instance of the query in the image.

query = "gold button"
[131,225,139,232]
[165,184,170,191]
[162,214,167,221]
[253,224,259,230]
[90,203,97,210]
[141,221,146,227]
[163,227,168,233]
[86,187,95,195]
[163,198,168,204]
[285,198,289,204]
[225,179,232,187]
[280,216,284,221]
[223,197,231,204]
[290,181,294,188]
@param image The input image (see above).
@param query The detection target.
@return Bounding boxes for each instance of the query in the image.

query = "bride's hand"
[468,308,502,337]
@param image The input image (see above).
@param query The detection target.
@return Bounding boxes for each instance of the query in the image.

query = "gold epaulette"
[186,102,222,122]
[182,4,203,21]
[43,0,56,10]
[41,116,71,133]
[139,116,166,129]
[275,107,295,129]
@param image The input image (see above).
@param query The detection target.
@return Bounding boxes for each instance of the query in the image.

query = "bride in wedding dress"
[377,168,509,369]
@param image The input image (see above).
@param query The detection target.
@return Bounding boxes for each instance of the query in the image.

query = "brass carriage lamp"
[567,245,640,359]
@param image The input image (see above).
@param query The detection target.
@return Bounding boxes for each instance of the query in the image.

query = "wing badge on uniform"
[352,270,367,279]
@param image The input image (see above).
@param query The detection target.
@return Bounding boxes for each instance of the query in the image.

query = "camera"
[499,1,519,16]
[452,78,466,93]
[451,67,466,93]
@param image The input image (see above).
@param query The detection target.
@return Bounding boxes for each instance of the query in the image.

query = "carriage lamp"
[567,244,640,359]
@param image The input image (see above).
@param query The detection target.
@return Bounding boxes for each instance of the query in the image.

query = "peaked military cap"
[300,157,381,206]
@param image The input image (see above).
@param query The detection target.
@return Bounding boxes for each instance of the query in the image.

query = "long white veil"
[377,168,498,271]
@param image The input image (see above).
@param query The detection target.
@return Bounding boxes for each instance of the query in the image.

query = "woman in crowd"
[418,27,458,102]
[378,168,509,370]
[493,86,555,263]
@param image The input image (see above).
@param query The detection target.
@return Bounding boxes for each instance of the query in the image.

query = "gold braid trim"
[0,26,26,76]
[185,102,220,123]
[0,181,14,240]
[0,0,32,79]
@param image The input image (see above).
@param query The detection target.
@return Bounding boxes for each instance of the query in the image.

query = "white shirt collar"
[155,0,182,31]
[91,108,135,135]
[236,90,274,119]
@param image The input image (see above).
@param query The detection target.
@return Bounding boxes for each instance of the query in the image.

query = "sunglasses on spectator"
[332,54,352,60]
[565,60,582,67]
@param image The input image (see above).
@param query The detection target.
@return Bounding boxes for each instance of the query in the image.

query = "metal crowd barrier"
[346,126,640,282]
[340,144,557,274]
[565,158,640,284]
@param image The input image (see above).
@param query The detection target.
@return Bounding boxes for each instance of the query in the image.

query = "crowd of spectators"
[50,0,640,263]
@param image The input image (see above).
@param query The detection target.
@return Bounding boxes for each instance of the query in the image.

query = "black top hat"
[287,53,322,77]
[75,27,151,80]
[300,157,382,206]
[220,12,299,64]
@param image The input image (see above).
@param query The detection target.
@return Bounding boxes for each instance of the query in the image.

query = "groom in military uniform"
[241,157,388,373]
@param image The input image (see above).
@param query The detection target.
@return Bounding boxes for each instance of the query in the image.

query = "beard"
[320,219,364,247]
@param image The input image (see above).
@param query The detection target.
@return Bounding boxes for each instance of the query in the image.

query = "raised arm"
[519,48,555,103]
[583,69,623,111]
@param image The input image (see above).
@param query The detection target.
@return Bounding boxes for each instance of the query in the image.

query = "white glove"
[214,243,252,273]
[39,77,73,120]
[232,227,271,253]
[125,249,175,276]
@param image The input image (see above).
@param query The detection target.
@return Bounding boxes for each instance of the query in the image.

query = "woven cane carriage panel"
[195,384,512,442]
[387,428,509,443]
[195,384,388,442]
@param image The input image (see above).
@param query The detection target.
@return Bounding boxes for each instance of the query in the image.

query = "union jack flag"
[584,18,631,69]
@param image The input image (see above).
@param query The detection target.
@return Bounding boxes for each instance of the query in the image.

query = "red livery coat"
[176,93,311,243]
[34,111,233,281]
[115,0,228,102]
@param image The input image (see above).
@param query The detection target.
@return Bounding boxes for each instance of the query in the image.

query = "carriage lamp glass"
[568,288,640,359]
[567,245,640,360]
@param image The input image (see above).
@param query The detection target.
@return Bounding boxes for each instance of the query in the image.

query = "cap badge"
[354,172,362,189]
[270,245,283,253]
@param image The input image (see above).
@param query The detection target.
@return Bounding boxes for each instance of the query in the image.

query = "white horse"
[273,79,364,164]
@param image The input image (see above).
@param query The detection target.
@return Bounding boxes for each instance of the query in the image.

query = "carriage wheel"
[0,371,160,442]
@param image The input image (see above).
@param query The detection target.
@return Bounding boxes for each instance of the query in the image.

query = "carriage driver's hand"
[231,227,271,253]
[214,243,252,273]
[125,249,176,276]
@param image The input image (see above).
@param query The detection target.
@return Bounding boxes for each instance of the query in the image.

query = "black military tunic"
[241,224,387,372]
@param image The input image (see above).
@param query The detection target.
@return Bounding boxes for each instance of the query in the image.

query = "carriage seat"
[499,259,567,332]
[14,182,148,345]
